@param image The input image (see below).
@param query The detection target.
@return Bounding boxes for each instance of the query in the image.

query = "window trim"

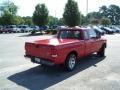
[84,30,89,40]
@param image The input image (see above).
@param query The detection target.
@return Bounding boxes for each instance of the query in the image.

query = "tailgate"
[25,42,53,60]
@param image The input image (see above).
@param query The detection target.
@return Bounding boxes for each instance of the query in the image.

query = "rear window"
[9,25,16,28]
[22,26,27,28]
[58,30,81,40]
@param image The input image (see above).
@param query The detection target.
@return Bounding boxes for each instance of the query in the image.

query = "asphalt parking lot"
[0,33,120,90]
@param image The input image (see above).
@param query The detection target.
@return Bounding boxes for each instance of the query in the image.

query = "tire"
[97,45,105,57]
[31,31,36,34]
[65,54,76,71]
[21,30,24,33]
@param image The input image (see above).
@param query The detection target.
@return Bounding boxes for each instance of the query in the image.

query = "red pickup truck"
[25,27,107,71]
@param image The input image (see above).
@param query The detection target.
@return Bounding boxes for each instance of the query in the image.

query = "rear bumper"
[24,55,55,66]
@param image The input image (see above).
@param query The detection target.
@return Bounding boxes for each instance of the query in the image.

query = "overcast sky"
[1,0,120,18]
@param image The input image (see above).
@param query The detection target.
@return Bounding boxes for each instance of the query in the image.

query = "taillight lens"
[51,48,58,58]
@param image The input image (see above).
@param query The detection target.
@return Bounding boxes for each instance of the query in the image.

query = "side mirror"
[96,34,101,39]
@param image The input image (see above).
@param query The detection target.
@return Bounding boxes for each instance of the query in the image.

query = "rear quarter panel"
[55,41,85,64]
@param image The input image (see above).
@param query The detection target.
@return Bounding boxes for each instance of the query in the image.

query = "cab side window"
[88,29,97,39]
[74,31,81,40]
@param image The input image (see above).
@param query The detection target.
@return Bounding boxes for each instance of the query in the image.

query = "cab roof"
[60,27,88,31]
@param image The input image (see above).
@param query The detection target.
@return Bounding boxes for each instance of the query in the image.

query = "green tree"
[107,5,120,25]
[99,5,120,25]
[86,12,101,24]
[0,17,4,25]
[48,16,64,26]
[32,4,49,27]
[100,17,111,26]
[23,16,33,26]
[63,0,80,27]
[87,12,101,20]
[99,6,108,17]
[0,13,25,26]
[57,18,64,26]
[90,19,99,25]
[0,1,18,25]
[14,16,24,25]
[0,11,14,25]
[0,1,18,15]
[80,15,86,25]
[48,16,57,26]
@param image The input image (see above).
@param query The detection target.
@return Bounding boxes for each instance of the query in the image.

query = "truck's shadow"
[8,55,106,90]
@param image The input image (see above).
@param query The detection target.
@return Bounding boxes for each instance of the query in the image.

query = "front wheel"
[65,54,76,71]
[97,46,105,57]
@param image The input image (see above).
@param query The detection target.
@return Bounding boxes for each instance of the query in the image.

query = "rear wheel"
[65,54,76,71]
[97,45,105,57]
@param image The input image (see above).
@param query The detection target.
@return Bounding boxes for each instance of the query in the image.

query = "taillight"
[25,42,28,50]
[51,48,58,58]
